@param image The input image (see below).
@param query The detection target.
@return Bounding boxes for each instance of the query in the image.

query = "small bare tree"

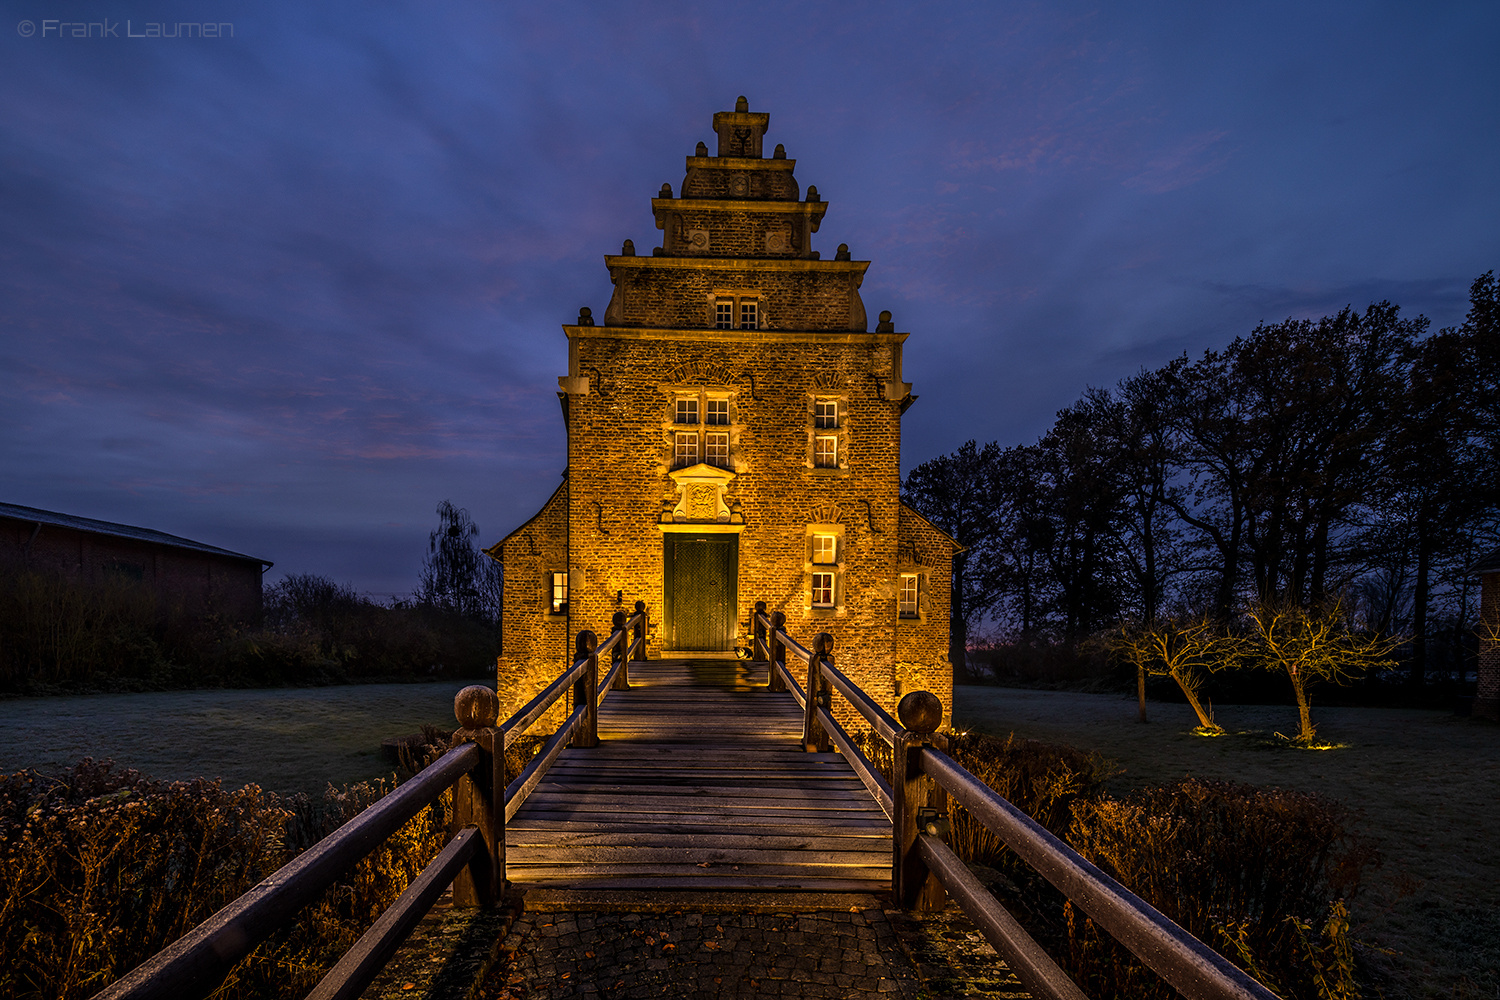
[1240,598,1400,743]
[1103,615,1232,732]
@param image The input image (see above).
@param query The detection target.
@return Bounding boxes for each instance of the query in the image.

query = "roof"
[488,480,568,559]
[0,501,272,568]
[899,502,966,553]
[1471,546,1500,576]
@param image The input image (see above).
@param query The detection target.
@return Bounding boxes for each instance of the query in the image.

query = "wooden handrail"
[304,827,483,1000]
[97,601,650,1000]
[922,747,1277,1000]
[94,744,481,1000]
[757,604,1280,1000]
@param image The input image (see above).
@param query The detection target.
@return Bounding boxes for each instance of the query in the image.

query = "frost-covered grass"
[0,681,473,795]
[953,686,1500,999]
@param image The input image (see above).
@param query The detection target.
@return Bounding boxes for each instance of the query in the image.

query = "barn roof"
[0,501,272,568]
[1471,546,1500,576]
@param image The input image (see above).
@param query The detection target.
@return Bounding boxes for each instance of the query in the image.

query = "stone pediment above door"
[663,464,743,524]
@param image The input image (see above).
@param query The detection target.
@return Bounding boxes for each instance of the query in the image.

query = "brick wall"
[495,482,571,721]
[1477,572,1499,719]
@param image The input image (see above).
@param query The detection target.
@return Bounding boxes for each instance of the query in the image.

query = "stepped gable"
[602,96,868,332]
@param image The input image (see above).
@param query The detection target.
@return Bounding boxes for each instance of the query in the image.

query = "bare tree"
[1103,615,1232,731]
[1238,598,1400,742]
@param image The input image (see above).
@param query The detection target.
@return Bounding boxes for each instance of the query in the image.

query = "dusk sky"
[4,1,1497,597]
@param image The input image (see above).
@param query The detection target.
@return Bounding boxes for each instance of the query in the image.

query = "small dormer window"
[710,293,761,331]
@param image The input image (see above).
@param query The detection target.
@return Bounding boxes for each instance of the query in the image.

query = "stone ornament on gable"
[665,464,741,524]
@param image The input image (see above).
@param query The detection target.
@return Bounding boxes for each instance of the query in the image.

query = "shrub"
[883,729,1377,1000]
[0,759,448,1000]
[1064,780,1376,1000]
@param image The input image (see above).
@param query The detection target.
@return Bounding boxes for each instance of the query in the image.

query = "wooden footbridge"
[99,602,1279,1000]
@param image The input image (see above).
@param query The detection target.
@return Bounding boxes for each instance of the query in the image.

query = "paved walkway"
[475,893,1030,1000]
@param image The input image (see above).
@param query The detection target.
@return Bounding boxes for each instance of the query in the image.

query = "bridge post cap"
[813,632,834,656]
[635,600,646,612]
[577,630,598,656]
[454,685,500,729]
[755,600,767,612]
[770,610,786,626]
[612,611,626,629]
[897,691,943,734]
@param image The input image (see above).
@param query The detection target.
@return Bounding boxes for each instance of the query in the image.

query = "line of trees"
[905,273,1500,690]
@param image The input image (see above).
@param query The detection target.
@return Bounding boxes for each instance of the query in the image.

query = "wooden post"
[610,610,628,690]
[753,601,769,661]
[574,630,599,748]
[632,600,648,663]
[450,685,504,907]
[769,611,787,693]
[893,690,948,912]
[804,632,834,753]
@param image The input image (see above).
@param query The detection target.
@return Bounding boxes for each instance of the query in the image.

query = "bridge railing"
[95,602,649,1000]
[753,604,1277,1000]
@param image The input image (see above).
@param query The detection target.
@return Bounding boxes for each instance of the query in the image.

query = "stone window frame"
[548,571,569,615]
[803,522,847,618]
[805,394,849,475]
[667,387,738,471]
[708,290,763,330]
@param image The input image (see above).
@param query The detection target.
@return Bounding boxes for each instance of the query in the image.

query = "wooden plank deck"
[505,658,893,891]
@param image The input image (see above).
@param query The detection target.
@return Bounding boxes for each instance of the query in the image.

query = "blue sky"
[3,1,1496,595]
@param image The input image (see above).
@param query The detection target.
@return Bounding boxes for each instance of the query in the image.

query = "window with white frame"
[898,574,919,618]
[814,400,838,429]
[674,432,699,468]
[814,435,838,468]
[715,299,734,329]
[550,572,569,614]
[705,431,730,468]
[739,300,758,330]
[807,529,842,612]
[672,391,734,470]
[811,572,835,608]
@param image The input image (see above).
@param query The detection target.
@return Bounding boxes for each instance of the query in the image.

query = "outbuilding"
[0,501,272,622]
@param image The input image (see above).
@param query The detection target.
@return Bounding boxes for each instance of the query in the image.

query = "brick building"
[489,98,957,726]
[1473,546,1500,720]
[0,501,271,622]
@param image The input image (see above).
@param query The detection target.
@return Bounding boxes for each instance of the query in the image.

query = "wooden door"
[663,534,737,651]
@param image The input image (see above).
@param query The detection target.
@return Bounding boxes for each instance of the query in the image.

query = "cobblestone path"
[477,897,1030,999]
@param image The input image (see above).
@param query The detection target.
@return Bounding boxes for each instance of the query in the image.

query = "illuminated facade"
[489,98,956,725]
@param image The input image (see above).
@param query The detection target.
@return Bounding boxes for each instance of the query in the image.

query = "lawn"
[0,681,473,795]
[952,685,1500,1000]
